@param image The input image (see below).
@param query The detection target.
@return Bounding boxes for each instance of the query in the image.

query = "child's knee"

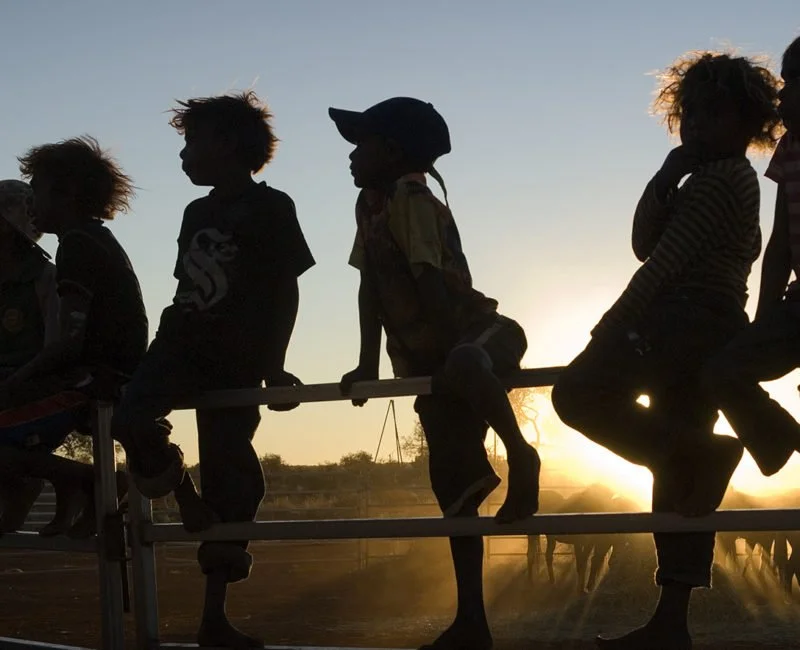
[551,371,594,428]
[197,542,253,583]
[443,344,492,389]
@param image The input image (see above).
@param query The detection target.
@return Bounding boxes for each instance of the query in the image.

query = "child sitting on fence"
[0,179,58,533]
[702,37,800,478]
[0,138,148,537]
[332,96,538,650]
[114,91,315,649]
[551,51,781,649]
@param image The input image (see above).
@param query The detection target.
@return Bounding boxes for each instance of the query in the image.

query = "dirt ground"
[1,537,799,649]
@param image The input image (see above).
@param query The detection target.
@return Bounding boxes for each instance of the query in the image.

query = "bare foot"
[495,444,540,524]
[596,624,691,649]
[419,620,493,650]
[131,442,185,499]
[677,436,743,517]
[197,617,263,649]
[175,472,219,533]
[0,478,43,533]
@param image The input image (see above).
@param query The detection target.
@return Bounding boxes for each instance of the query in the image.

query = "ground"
[1,537,799,649]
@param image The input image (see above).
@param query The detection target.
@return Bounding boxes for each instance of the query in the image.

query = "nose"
[179,147,187,161]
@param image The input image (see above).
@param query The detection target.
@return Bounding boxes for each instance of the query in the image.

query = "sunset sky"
[2,2,799,496]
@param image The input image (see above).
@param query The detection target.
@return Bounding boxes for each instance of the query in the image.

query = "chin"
[184,171,213,187]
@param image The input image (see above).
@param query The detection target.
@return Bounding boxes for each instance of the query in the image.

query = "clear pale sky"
[2,2,799,492]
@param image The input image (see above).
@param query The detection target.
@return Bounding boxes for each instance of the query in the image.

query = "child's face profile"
[30,174,70,234]
[779,57,800,133]
[679,97,748,157]
[179,124,234,186]
[348,135,402,189]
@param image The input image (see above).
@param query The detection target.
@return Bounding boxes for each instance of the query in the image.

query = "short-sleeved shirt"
[56,221,148,376]
[158,182,315,368]
[349,173,498,376]
[766,132,800,295]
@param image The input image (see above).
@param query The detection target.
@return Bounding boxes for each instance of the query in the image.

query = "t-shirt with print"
[766,132,800,295]
[158,181,315,371]
[349,173,498,377]
[56,221,148,376]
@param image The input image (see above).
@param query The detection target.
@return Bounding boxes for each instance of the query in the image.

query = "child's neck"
[212,175,257,199]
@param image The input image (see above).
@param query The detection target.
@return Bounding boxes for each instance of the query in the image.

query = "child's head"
[653,51,782,156]
[779,37,800,134]
[0,179,42,256]
[18,136,133,235]
[329,97,450,189]
[170,91,277,186]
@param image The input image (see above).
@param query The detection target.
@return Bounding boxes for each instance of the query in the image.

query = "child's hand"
[340,366,378,407]
[266,370,303,412]
[654,145,703,197]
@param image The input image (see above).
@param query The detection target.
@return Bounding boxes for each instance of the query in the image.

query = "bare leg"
[596,583,692,649]
[419,501,492,650]
[443,347,540,523]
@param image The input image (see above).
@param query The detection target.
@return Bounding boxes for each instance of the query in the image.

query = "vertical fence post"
[128,480,160,650]
[92,401,126,650]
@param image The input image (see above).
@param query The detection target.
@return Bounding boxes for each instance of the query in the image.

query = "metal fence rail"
[3,369,800,650]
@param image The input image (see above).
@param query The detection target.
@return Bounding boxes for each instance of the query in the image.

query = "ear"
[218,131,240,157]
[383,138,406,165]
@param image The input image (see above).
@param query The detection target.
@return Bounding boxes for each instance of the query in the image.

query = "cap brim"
[328,107,371,144]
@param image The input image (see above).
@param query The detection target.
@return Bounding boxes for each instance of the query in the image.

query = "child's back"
[56,218,147,379]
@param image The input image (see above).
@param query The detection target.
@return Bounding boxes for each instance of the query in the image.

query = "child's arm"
[755,186,791,320]
[593,171,741,338]
[632,146,703,261]
[262,271,300,383]
[631,179,672,261]
[1,291,89,388]
[340,273,382,406]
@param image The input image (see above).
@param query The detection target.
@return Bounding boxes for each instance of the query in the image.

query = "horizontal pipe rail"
[0,532,97,554]
[0,638,93,650]
[144,509,800,544]
[177,367,565,410]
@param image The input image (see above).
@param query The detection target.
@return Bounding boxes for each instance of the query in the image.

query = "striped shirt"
[597,157,762,333]
[765,132,800,294]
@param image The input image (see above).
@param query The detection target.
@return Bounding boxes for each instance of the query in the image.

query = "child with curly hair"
[702,37,800,478]
[551,51,782,649]
[0,137,147,537]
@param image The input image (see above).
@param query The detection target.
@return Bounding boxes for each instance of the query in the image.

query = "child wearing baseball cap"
[332,97,539,650]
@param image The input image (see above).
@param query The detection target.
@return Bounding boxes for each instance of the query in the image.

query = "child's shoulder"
[695,157,757,187]
[391,175,449,216]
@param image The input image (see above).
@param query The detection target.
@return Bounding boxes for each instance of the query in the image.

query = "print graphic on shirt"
[177,228,238,310]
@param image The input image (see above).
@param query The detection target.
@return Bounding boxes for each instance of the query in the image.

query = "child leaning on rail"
[0,139,147,537]
[551,51,781,650]
[331,97,538,650]
[113,91,315,649]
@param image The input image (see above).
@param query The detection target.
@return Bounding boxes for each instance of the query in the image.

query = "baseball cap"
[329,97,451,164]
[0,179,49,258]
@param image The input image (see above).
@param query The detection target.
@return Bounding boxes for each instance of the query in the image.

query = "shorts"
[416,313,527,516]
[0,372,98,452]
